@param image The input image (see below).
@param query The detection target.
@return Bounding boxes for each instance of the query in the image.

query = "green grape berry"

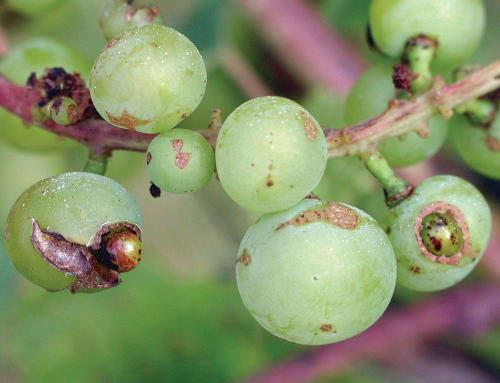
[0,37,89,152]
[344,62,447,167]
[380,175,491,292]
[98,0,163,42]
[48,96,80,126]
[146,128,215,194]
[369,0,486,70]
[4,172,142,293]
[236,197,396,345]
[216,96,327,213]
[90,24,207,134]
[449,113,500,180]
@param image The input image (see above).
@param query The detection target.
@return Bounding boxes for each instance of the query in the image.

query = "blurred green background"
[1,0,500,382]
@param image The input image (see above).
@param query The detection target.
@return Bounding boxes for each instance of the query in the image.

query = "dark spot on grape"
[151,43,158,48]
[181,113,187,119]
[313,277,317,280]
[386,227,391,235]
[320,324,332,332]
[149,182,161,198]
[105,37,120,49]
[146,152,152,165]
[278,202,360,229]
[236,249,251,266]
[410,266,420,273]
[267,180,273,187]
[430,237,442,251]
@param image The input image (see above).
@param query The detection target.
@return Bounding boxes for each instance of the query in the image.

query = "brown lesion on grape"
[277,201,360,230]
[410,266,420,273]
[236,249,251,266]
[146,151,152,165]
[30,219,144,293]
[320,324,332,332]
[172,139,191,169]
[414,202,473,265]
[105,37,120,49]
[301,111,317,141]
[106,110,151,130]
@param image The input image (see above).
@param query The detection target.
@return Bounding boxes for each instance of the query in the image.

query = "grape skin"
[380,175,491,292]
[216,96,327,213]
[147,128,215,194]
[236,198,396,345]
[90,24,207,134]
[369,0,486,70]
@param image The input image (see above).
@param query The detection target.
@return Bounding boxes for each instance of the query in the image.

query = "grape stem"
[0,59,499,157]
[324,59,500,158]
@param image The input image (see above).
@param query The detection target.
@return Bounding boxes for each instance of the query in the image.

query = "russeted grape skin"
[449,114,500,180]
[236,198,396,345]
[380,175,491,292]
[147,129,215,194]
[369,0,486,70]
[215,96,327,214]
[90,24,207,134]
[344,62,447,167]
[4,172,142,292]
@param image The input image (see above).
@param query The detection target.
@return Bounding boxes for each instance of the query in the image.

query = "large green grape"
[5,172,142,292]
[0,37,90,152]
[147,128,215,193]
[380,175,491,292]
[216,96,327,213]
[236,198,396,345]
[90,24,207,134]
[369,0,486,70]
[344,62,447,167]
[449,113,500,180]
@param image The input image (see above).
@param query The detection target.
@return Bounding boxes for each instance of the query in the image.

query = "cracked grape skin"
[380,175,491,292]
[215,96,327,213]
[90,24,207,134]
[4,172,142,292]
[236,198,396,345]
[369,0,486,70]
[147,128,215,194]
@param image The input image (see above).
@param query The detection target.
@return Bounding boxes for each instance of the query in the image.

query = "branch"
[325,60,500,158]
[240,282,500,383]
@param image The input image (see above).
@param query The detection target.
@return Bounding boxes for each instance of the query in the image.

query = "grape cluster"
[1,0,496,349]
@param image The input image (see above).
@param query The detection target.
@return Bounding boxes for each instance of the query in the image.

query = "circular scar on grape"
[236,249,251,266]
[301,111,317,141]
[414,202,474,265]
[106,110,151,130]
[277,202,360,230]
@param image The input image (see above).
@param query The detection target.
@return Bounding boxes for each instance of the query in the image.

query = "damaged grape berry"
[4,172,142,293]
[236,197,396,345]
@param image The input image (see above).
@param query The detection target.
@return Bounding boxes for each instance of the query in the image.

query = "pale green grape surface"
[380,175,491,292]
[216,96,327,213]
[344,62,447,167]
[147,128,215,194]
[369,0,486,70]
[90,24,207,134]
[236,198,396,345]
[449,113,500,179]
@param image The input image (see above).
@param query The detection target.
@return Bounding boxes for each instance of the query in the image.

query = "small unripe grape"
[90,24,207,134]
[236,198,396,345]
[98,0,163,42]
[4,172,142,292]
[216,96,327,213]
[147,128,215,194]
[369,0,486,70]
[380,175,491,292]
[48,97,80,125]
